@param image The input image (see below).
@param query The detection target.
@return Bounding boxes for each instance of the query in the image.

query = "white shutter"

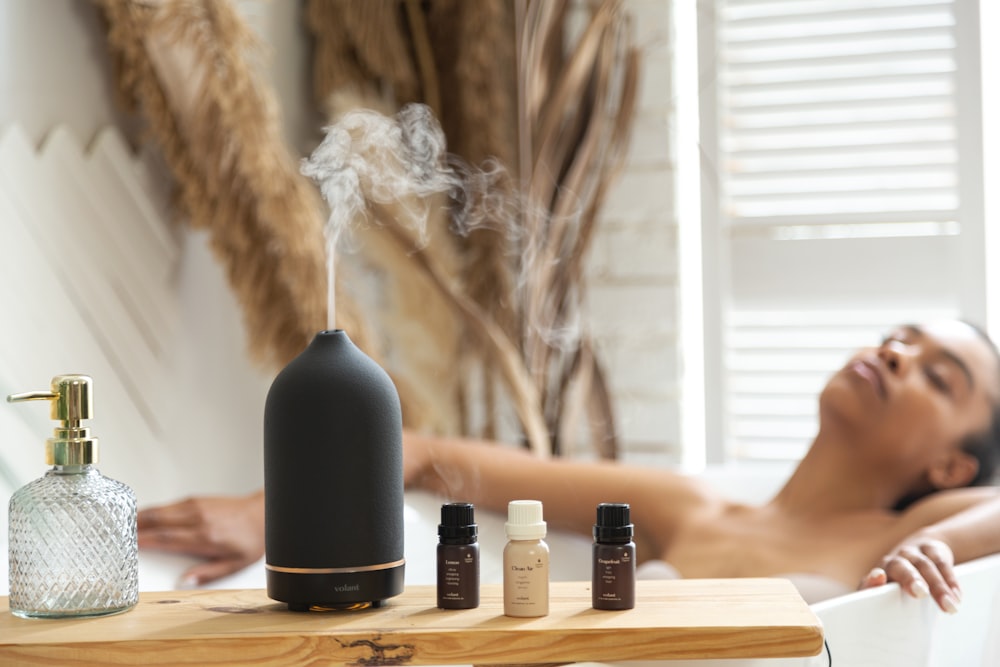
[701,0,986,462]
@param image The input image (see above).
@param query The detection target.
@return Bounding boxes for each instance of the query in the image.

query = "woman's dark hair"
[958,321,1000,486]
[893,320,1000,511]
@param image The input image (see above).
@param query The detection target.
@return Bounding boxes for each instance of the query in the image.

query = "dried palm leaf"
[373,207,550,457]
[305,0,638,457]
[516,0,637,455]
[533,6,639,401]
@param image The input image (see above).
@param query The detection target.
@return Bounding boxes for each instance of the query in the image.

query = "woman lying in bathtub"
[138,319,1000,614]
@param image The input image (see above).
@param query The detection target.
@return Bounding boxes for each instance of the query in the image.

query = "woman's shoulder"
[900,485,999,527]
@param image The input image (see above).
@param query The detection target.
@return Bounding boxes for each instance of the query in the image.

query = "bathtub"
[3,469,1000,666]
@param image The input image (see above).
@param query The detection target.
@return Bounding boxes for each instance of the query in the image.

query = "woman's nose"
[878,341,910,375]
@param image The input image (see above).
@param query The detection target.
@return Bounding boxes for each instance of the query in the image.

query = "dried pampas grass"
[93,0,371,369]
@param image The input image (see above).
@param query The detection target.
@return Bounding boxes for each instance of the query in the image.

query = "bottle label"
[503,541,549,617]
[593,544,635,610]
[437,545,479,609]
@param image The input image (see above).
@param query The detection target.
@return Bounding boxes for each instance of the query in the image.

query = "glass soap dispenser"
[6,374,139,619]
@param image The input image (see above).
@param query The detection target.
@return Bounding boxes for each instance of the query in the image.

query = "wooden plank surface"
[0,580,823,666]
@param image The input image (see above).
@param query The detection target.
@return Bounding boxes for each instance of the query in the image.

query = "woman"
[138,319,1000,613]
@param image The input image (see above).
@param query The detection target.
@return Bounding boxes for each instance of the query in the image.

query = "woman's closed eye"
[925,365,952,395]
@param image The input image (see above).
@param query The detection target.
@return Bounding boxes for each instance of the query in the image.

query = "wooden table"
[0,580,823,666]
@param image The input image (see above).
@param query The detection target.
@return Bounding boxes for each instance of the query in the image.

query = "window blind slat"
[728,71,955,95]
[727,49,953,74]
[727,212,959,229]
[725,0,950,22]
[725,31,954,64]
[728,126,955,152]
[730,146,955,172]
[727,97,954,119]
[730,166,956,192]
[729,80,953,108]
[733,200,957,222]
[727,309,948,326]
[725,14,953,45]
[733,111,955,132]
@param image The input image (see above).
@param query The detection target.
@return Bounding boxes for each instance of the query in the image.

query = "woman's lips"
[849,359,887,399]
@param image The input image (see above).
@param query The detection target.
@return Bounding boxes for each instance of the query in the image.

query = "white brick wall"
[584,0,680,460]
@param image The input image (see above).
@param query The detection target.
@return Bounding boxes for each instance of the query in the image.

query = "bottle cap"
[7,375,99,465]
[439,502,478,541]
[505,500,546,540]
[594,502,633,542]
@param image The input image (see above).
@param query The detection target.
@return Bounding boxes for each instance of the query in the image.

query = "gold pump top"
[7,374,99,465]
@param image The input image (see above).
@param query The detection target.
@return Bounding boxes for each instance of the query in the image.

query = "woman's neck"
[769,429,902,517]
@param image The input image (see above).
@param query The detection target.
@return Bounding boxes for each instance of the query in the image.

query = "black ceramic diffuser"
[264,330,405,610]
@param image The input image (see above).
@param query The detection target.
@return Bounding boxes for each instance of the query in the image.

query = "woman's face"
[819,320,1000,485]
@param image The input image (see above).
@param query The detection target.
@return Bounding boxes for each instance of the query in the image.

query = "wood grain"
[0,580,823,666]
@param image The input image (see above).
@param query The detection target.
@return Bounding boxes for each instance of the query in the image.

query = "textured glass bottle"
[7,375,139,619]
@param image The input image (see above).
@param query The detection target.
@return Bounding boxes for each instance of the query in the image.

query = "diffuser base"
[266,563,405,611]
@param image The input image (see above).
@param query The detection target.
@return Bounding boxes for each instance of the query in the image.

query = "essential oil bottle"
[503,500,549,617]
[592,502,635,610]
[437,502,479,609]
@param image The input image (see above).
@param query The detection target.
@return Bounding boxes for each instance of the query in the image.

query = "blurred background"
[0,0,997,516]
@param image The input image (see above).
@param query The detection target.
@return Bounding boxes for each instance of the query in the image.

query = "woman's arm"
[405,431,716,560]
[914,488,1000,563]
[861,486,1000,613]
[138,430,716,585]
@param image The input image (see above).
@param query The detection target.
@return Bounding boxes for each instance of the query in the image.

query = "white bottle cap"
[505,500,547,540]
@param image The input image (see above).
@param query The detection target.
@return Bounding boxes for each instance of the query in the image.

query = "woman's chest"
[661,507,905,585]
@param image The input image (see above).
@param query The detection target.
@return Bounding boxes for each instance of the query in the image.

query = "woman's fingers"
[911,542,961,613]
[914,541,962,603]
[858,566,888,590]
[881,553,930,598]
[137,499,201,529]
[179,557,252,589]
[138,526,226,558]
[879,540,960,613]
[138,498,217,554]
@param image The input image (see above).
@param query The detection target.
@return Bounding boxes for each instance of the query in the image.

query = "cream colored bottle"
[503,500,549,617]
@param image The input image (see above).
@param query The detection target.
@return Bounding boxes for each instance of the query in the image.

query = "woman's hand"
[860,533,961,613]
[137,491,265,587]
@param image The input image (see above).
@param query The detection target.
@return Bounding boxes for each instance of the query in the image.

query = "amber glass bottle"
[437,503,479,609]
[592,503,635,610]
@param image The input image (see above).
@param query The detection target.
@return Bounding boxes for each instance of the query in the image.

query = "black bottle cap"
[439,503,478,541]
[594,502,633,542]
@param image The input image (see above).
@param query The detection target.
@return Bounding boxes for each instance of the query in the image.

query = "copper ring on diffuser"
[265,558,405,575]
